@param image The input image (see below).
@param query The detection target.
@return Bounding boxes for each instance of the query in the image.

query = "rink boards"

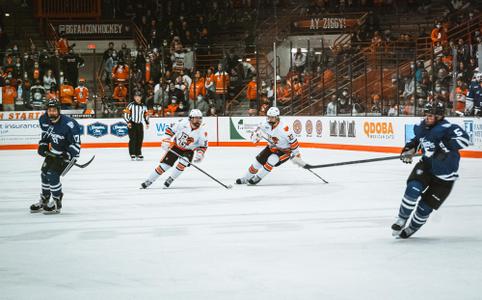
[0,116,481,157]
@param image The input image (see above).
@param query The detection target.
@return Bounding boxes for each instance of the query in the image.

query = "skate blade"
[392,230,402,237]
[30,209,44,213]
[43,210,61,215]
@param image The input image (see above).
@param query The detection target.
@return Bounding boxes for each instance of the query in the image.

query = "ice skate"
[30,195,50,213]
[391,217,407,236]
[247,175,261,185]
[164,176,174,188]
[141,180,152,189]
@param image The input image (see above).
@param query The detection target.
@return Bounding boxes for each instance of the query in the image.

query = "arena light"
[5,13,10,17]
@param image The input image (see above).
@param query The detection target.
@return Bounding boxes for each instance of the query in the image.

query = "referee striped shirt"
[124,102,149,124]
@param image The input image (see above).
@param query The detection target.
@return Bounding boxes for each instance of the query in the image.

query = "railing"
[35,0,101,19]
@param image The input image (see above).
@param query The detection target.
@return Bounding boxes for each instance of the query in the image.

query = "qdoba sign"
[363,121,395,139]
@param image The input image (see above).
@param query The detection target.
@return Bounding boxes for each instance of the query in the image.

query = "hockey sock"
[170,161,189,180]
[41,171,51,198]
[256,154,280,179]
[408,199,433,231]
[398,180,424,219]
[241,161,262,180]
[47,171,62,200]
[147,163,169,183]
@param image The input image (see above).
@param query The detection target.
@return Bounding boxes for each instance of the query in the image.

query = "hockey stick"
[304,154,421,169]
[74,155,95,168]
[61,158,77,177]
[168,149,233,189]
[257,133,329,184]
[61,155,95,176]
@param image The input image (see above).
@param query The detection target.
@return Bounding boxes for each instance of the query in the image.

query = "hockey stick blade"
[74,155,95,168]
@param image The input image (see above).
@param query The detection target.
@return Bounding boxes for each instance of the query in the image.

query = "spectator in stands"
[112,59,130,84]
[431,21,447,47]
[62,48,84,87]
[56,33,69,56]
[118,43,131,61]
[59,79,75,109]
[246,75,257,116]
[214,63,230,114]
[193,95,210,115]
[46,85,58,101]
[30,80,46,110]
[103,42,116,61]
[204,67,215,100]
[164,96,179,116]
[104,53,115,86]
[2,80,17,111]
[402,76,415,101]
[189,70,206,103]
[326,94,338,116]
[74,78,89,109]
[112,83,128,103]
[293,48,306,74]
[43,69,57,91]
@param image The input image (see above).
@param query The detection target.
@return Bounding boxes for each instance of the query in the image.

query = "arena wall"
[1,116,481,157]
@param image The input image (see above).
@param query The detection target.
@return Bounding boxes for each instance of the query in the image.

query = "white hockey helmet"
[189,109,203,118]
[267,107,280,118]
[475,72,482,82]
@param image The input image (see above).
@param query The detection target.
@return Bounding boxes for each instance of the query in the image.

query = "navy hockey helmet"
[424,101,445,116]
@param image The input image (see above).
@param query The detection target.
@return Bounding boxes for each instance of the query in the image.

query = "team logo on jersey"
[293,120,302,135]
[305,120,313,135]
[87,122,108,138]
[316,120,322,137]
[110,122,129,138]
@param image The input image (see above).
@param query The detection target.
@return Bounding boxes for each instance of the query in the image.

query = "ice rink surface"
[0,147,481,300]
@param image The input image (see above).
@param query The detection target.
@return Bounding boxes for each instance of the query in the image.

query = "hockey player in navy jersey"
[392,101,470,238]
[30,99,81,214]
[466,72,481,116]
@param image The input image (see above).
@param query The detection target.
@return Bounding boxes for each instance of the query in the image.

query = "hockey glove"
[291,154,307,168]
[193,149,205,163]
[250,130,261,144]
[38,143,49,157]
[400,146,416,164]
[161,138,172,151]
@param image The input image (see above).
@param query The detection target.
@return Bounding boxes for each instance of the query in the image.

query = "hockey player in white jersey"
[141,109,208,188]
[235,107,306,185]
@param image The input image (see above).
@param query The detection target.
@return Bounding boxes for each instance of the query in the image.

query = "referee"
[123,90,149,160]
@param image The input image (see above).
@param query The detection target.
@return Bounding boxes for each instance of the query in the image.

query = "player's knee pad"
[404,180,424,201]
[41,171,49,184]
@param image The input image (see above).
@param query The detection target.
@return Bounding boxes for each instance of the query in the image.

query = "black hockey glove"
[38,143,49,157]
[400,145,416,164]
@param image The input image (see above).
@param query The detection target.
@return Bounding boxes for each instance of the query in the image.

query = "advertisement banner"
[1,116,481,156]
[0,110,93,120]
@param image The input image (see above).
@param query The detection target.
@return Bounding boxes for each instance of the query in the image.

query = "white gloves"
[250,130,261,143]
[161,138,172,151]
[291,154,306,167]
[193,149,205,163]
